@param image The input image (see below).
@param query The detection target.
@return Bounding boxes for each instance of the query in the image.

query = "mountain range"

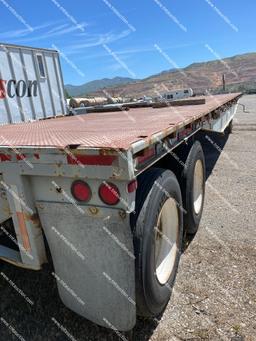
[65,77,137,97]
[65,52,256,98]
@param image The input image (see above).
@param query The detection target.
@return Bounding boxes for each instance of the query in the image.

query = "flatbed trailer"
[0,67,241,332]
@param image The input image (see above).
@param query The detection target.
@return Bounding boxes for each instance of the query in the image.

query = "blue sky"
[0,0,255,85]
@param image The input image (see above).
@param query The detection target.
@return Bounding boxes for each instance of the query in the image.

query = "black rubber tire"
[225,120,233,134]
[181,141,206,235]
[131,168,183,317]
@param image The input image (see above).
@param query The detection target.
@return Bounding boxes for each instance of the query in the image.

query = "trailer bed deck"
[0,93,240,151]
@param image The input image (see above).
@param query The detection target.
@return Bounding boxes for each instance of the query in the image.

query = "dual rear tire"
[181,141,206,235]
[132,168,183,317]
[132,141,206,317]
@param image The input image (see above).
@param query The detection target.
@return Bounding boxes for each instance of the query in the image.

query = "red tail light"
[99,182,120,205]
[71,180,92,202]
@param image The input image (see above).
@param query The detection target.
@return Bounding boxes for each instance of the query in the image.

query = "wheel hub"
[155,198,179,285]
[193,159,204,215]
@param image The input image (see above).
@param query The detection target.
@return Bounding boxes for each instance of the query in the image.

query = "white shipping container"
[0,43,66,124]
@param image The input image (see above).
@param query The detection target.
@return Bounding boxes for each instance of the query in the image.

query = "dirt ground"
[0,95,255,341]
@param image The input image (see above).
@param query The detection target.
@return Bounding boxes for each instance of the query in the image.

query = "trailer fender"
[36,201,136,331]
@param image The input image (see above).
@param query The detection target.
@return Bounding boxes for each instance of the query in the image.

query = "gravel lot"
[0,95,255,341]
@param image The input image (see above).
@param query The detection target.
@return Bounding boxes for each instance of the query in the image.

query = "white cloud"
[0,21,56,40]
[0,20,89,45]
[45,22,88,37]
[67,29,131,52]
[46,23,69,34]
[114,42,204,56]
[73,41,203,61]
[9,22,88,44]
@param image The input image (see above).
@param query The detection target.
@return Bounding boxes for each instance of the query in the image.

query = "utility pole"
[222,74,226,92]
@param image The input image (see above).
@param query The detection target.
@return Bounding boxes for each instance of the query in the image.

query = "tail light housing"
[71,180,92,202]
[99,182,120,205]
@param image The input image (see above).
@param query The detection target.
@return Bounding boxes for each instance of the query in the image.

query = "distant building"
[162,88,193,101]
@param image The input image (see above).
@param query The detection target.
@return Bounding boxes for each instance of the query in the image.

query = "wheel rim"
[155,198,179,285]
[193,159,204,215]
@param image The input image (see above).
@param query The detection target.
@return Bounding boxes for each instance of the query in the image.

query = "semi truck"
[0,43,241,333]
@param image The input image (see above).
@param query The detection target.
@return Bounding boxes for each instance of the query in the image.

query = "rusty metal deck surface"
[0,93,240,151]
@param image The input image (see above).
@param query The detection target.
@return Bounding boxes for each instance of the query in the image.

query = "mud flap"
[37,201,136,331]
